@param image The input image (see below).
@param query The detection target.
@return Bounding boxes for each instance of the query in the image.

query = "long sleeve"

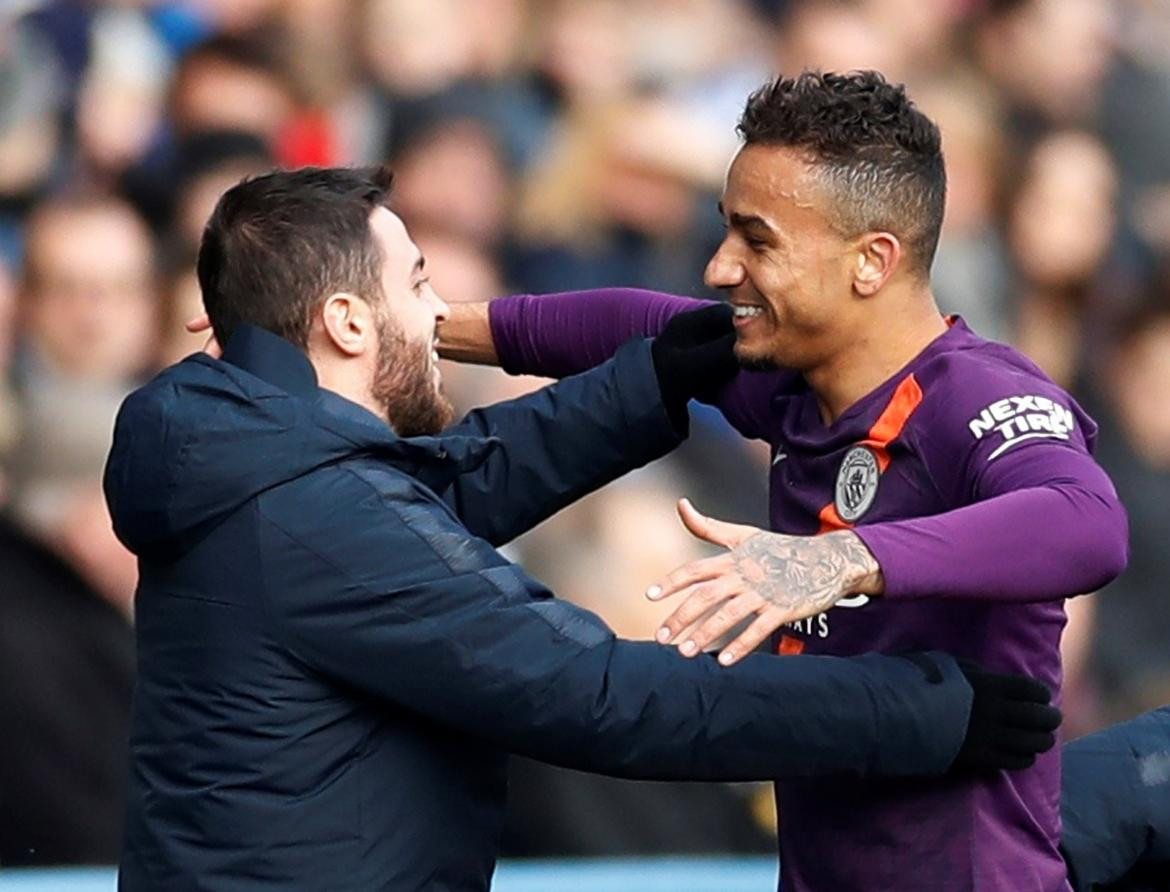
[438,339,683,546]
[856,446,1129,601]
[855,355,1129,602]
[489,288,708,377]
[256,469,976,782]
[489,288,789,440]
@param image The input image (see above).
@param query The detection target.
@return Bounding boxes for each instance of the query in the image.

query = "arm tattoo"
[731,530,882,616]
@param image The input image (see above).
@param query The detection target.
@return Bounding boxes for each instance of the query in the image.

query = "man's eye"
[413,277,429,293]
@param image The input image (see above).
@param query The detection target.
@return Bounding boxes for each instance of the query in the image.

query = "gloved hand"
[650,303,738,431]
[896,653,1061,772]
[954,660,1062,771]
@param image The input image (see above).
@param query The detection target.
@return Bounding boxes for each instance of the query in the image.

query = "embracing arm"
[438,339,683,545]
[856,446,1128,602]
[257,474,988,781]
[485,289,710,376]
[644,446,1126,665]
[441,289,786,440]
[437,288,707,373]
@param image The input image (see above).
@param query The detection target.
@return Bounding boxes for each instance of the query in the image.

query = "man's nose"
[704,244,746,290]
[429,289,451,324]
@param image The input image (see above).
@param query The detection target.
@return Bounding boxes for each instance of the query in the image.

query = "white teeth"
[732,305,763,318]
[432,350,440,362]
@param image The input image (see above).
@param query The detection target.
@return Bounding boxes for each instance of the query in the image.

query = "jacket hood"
[104,325,494,558]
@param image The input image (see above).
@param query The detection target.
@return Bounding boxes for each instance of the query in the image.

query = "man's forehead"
[722,144,821,217]
[370,206,421,268]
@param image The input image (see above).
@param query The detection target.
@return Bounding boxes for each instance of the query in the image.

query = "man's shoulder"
[258,457,436,533]
[916,328,1064,399]
[907,325,1098,458]
[913,329,1083,421]
[256,457,500,582]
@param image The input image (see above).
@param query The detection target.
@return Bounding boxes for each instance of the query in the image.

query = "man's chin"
[734,343,780,372]
[384,391,457,438]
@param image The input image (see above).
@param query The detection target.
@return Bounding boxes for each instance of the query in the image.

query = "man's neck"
[806,290,947,424]
[311,354,386,424]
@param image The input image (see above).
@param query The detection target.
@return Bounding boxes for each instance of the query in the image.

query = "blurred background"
[1,0,1169,871]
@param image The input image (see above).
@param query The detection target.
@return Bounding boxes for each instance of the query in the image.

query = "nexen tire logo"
[968,395,1075,460]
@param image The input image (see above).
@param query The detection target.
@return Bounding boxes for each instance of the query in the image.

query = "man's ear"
[319,292,374,357]
[852,232,902,297]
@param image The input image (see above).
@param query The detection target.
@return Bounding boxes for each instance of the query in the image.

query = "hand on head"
[185,313,221,358]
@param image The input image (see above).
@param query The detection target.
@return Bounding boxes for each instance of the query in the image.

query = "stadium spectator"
[1080,301,1170,726]
[1007,130,1123,388]
[0,186,144,872]
[8,194,156,613]
[169,34,296,146]
[0,510,134,867]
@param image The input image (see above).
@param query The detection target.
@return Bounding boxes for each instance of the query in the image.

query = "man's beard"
[370,312,455,437]
[733,342,780,372]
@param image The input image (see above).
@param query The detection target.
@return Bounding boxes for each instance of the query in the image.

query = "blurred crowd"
[1,0,1169,868]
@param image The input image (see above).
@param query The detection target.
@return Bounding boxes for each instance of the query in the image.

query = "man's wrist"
[437,301,498,365]
[829,530,885,597]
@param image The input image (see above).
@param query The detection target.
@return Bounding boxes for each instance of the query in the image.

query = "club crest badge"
[835,446,880,523]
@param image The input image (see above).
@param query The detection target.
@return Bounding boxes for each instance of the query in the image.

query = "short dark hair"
[197,166,393,349]
[738,70,946,276]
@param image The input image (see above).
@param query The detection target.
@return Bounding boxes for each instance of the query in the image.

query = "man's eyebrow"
[412,255,426,275]
[717,202,776,233]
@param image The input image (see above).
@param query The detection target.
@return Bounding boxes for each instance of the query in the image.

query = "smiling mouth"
[730,304,765,320]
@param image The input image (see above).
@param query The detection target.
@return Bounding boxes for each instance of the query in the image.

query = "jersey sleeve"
[854,352,1129,602]
[488,288,789,441]
[489,288,708,377]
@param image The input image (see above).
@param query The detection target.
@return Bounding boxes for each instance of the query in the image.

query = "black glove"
[650,304,739,431]
[954,660,1062,772]
[896,653,1061,772]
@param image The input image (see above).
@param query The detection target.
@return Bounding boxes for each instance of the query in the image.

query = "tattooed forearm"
[731,530,884,617]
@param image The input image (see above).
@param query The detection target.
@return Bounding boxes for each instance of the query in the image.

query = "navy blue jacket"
[106,326,977,891]
[1062,706,1170,892]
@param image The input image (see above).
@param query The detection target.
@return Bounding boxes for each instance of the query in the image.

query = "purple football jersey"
[748,321,1081,892]
[489,289,1129,892]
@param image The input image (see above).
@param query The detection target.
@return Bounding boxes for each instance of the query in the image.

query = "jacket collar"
[219,323,499,485]
[221,324,320,401]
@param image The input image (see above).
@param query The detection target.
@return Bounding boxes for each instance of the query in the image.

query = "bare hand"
[185,313,221,358]
[647,499,884,666]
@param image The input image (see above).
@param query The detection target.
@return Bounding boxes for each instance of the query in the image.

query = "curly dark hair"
[198,166,394,349]
[738,70,946,276]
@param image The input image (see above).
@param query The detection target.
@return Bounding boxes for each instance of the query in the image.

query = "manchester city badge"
[835,445,880,522]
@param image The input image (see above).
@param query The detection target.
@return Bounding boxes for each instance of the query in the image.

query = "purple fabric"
[488,288,1131,892]
[857,460,1127,603]
[489,290,790,441]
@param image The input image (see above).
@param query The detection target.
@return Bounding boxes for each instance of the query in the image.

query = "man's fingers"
[987,672,1052,704]
[201,333,223,359]
[186,313,222,358]
[999,729,1057,757]
[646,553,731,601]
[186,313,212,334]
[716,609,784,666]
[674,592,764,657]
[655,578,740,650]
[999,700,1063,733]
[676,498,756,550]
